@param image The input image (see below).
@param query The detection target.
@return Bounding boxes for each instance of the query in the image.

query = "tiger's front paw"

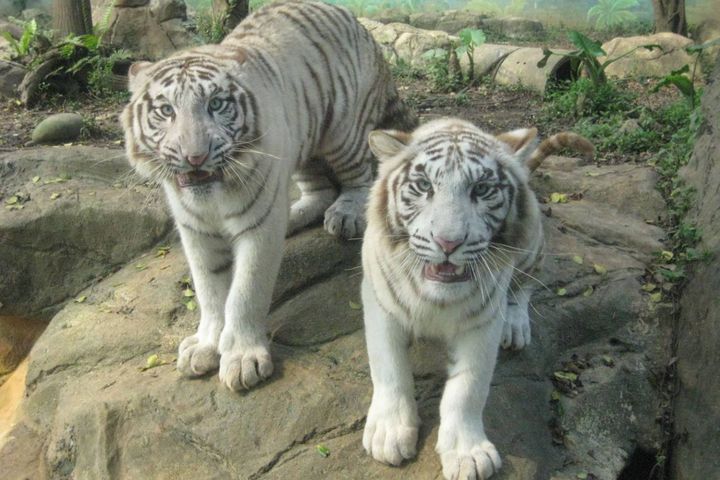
[218,345,274,391]
[177,335,220,377]
[324,188,368,239]
[501,304,531,350]
[363,394,419,466]
[439,440,501,480]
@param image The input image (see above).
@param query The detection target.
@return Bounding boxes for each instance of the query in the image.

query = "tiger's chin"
[176,170,223,188]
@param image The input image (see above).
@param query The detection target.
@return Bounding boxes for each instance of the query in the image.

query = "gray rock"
[601,33,697,80]
[673,58,720,479]
[0,147,172,317]
[435,10,487,34]
[31,113,84,145]
[150,0,187,23]
[0,60,27,98]
[408,11,442,31]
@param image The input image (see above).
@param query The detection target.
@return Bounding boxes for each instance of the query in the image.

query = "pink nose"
[187,153,208,167]
[434,235,463,254]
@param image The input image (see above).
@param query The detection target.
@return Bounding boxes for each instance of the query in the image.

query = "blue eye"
[416,179,432,193]
[159,104,174,117]
[208,98,224,112]
[472,182,492,197]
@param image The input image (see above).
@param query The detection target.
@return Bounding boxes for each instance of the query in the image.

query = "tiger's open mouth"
[176,170,223,187]
[423,261,470,283]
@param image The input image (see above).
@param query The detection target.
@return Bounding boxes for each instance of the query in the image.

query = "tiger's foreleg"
[362,279,420,466]
[502,281,532,350]
[217,205,287,391]
[324,144,374,240]
[287,156,337,236]
[437,318,504,480]
[176,225,232,377]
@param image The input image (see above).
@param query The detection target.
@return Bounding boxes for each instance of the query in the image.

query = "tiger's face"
[121,48,256,189]
[369,119,537,300]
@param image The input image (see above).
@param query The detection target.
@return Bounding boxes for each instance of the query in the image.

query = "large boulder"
[672,58,720,479]
[359,18,455,67]
[694,19,720,65]
[0,151,672,479]
[600,32,697,80]
[0,147,173,318]
[103,0,195,60]
[482,16,544,40]
[0,60,27,98]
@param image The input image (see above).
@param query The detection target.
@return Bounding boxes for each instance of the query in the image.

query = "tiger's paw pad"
[501,305,531,350]
[324,190,368,239]
[177,335,220,377]
[218,347,274,391]
[440,441,502,480]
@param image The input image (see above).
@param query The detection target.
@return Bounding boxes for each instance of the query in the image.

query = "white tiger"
[361,118,593,479]
[121,1,415,391]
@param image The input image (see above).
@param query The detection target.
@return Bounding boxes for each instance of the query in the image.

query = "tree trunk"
[213,0,249,34]
[52,0,93,37]
[652,0,687,37]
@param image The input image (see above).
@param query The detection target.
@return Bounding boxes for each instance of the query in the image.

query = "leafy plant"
[455,28,486,80]
[538,30,659,87]
[652,38,720,106]
[2,19,38,60]
[586,0,638,30]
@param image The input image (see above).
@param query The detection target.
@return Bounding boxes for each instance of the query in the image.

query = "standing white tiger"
[361,118,593,479]
[121,1,415,391]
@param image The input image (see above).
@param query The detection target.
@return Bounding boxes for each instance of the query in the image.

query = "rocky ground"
[0,118,673,479]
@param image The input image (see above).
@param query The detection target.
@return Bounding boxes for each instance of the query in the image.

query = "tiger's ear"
[368,130,411,160]
[127,61,153,93]
[497,128,539,163]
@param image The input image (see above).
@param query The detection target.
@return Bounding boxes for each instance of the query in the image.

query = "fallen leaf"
[349,300,361,310]
[642,283,657,292]
[135,263,148,271]
[601,355,615,367]
[572,255,583,265]
[660,250,674,261]
[185,299,198,311]
[553,371,578,382]
[74,295,87,303]
[551,390,561,401]
[139,354,165,371]
[5,196,18,205]
[32,176,40,183]
[155,246,171,258]
[556,288,567,297]
[183,288,195,298]
[650,292,663,303]
[593,264,607,275]
[582,286,594,297]
[316,444,330,458]
[50,192,61,200]
[550,192,568,203]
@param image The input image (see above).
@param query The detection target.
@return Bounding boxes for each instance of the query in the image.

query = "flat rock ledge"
[1,150,672,479]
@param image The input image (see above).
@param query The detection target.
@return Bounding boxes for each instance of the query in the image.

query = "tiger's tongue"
[432,263,459,275]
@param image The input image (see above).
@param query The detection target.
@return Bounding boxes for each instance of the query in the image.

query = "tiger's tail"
[527,132,594,172]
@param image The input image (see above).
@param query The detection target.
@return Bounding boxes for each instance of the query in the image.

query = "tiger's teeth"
[456,264,465,275]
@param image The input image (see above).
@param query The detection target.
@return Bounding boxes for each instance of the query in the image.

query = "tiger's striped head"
[121,46,257,189]
[368,118,539,300]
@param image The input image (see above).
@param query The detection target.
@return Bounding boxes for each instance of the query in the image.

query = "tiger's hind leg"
[288,156,337,236]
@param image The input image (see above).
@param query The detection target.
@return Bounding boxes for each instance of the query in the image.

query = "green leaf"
[349,300,362,310]
[74,295,87,303]
[641,283,657,292]
[183,288,195,298]
[316,444,330,457]
[660,250,674,261]
[550,192,568,203]
[32,176,40,183]
[5,196,18,205]
[50,192,61,200]
[557,288,567,297]
[185,299,198,311]
[582,286,594,297]
[572,255,584,265]
[650,292,663,303]
[593,264,607,275]
[568,31,605,58]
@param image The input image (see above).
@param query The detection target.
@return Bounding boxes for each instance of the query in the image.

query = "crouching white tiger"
[121,1,415,391]
[361,118,593,479]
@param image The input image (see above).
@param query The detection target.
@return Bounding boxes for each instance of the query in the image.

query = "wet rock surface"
[0,145,672,479]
